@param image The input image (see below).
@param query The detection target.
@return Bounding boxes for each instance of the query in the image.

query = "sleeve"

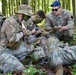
[44,16,53,31]
[25,19,34,31]
[1,19,23,42]
[66,11,74,29]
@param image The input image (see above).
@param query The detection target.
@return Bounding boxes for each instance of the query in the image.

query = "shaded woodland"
[1,0,76,24]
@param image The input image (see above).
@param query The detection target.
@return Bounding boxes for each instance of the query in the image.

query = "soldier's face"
[34,15,43,24]
[51,6,61,16]
[17,13,23,21]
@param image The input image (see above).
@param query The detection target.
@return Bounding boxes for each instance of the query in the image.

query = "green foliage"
[71,64,76,75]
[38,20,45,26]
[23,65,44,75]
[6,73,13,75]
[0,72,13,75]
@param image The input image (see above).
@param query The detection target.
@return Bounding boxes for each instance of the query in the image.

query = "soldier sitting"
[25,10,46,31]
[24,10,46,54]
[24,10,46,64]
[0,4,35,73]
[44,1,74,42]
[42,35,76,75]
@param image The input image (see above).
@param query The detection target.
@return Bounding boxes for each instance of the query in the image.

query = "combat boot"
[56,65,63,75]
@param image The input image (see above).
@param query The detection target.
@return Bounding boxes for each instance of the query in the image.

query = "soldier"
[25,10,46,44]
[0,4,35,73]
[43,35,76,75]
[25,10,46,31]
[44,1,74,42]
[24,10,46,61]
[25,10,46,43]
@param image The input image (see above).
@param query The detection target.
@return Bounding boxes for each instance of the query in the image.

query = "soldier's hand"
[58,26,68,32]
[57,25,62,29]
[22,22,26,30]
[21,22,27,35]
[54,25,62,30]
[31,28,36,34]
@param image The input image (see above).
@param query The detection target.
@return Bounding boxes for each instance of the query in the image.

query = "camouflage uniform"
[43,35,76,75]
[25,18,37,31]
[45,36,76,67]
[45,9,74,40]
[0,48,25,73]
[0,5,33,73]
[25,17,46,60]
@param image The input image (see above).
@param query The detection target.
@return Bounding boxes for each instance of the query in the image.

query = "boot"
[56,65,63,75]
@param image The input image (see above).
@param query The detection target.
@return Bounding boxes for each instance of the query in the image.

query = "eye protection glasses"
[52,7,60,12]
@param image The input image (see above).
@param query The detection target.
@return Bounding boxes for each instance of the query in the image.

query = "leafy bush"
[23,65,44,75]
[71,64,76,75]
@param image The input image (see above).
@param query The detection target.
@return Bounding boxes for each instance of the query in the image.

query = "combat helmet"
[15,4,33,16]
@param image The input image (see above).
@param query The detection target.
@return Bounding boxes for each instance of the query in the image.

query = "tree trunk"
[2,0,7,15]
[75,0,76,25]
[62,0,65,9]
[72,0,76,25]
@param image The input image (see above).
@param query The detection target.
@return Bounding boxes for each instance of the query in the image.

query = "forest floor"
[7,57,74,75]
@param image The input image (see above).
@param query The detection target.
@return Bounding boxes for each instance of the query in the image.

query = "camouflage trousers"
[0,42,34,73]
[48,45,76,67]
[53,30,73,41]
[0,42,46,73]
[0,52,25,73]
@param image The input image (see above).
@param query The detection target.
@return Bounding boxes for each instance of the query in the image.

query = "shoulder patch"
[71,16,73,19]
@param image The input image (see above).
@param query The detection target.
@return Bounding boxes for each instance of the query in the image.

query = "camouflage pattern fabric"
[45,36,76,67]
[1,16,23,49]
[23,17,38,44]
[45,9,74,40]
[0,16,34,73]
[16,4,33,16]
[31,37,46,60]
[25,18,36,31]
[25,17,46,60]
[33,47,46,60]
[0,47,25,73]
[11,42,32,60]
